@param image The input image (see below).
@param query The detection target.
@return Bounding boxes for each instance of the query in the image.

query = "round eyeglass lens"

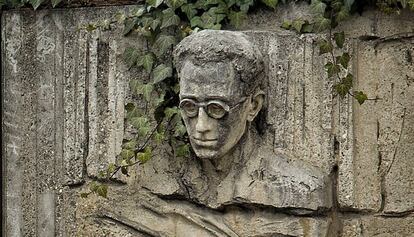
[180,100,198,117]
[207,102,226,119]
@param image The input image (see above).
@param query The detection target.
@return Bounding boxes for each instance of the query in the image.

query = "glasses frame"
[179,97,249,119]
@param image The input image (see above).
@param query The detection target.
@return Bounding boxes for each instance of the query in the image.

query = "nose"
[195,107,212,133]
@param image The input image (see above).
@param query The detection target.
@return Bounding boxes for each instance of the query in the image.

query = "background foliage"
[2,0,413,198]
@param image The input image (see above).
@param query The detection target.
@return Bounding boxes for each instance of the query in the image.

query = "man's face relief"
[179,61,253,160]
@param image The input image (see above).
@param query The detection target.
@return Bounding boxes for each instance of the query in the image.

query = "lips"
[191,137,218,147]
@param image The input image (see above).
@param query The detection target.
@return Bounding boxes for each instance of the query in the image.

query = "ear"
[246,90,265,122]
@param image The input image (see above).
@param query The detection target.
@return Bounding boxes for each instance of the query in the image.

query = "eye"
[180,100,198,117]
[207,103,226,119]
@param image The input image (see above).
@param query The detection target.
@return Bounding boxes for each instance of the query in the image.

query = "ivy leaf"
[334,31,345,48]
[336,6,350,22]
[281,20,292,30]
[166,0,186,9]
[154,131,165,144]
[301,23,314,33]
[310,0,326,15]
[120,149,135,160]
[318,40,333,55]
[152,64,173,84]
[96,184,108,198]
[30,0,45,9]
[51,0,62,7]
[165,106,180,118]
[409,0,414,10]
[123,47,140,68]
[136,83,154,102]
[176,143,190,157]
[80,192,90,198]
[354,91,368,105]
[146,0,163,8]
[313,16,331,32]
[181,4,197,19]
[153,34,176,57]
[229,10,247,29]
[137,53,155,73]
[334,83,348,98]
[107,163,116,175]
[190,16,204,28]
[161,8,181,29]
[337,52,350,68]
[174,120,187,137]
[331,0,343,11]
[325,62,340,78]
[123,18,137,36]
[137,147,152,164]
[261,0,278,9]
[292,19,305,32]
[343,73,353,88]
[130,117,151,136]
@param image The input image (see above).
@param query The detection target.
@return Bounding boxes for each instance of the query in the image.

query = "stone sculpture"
[173,30,331,211]
[86,30,334,236]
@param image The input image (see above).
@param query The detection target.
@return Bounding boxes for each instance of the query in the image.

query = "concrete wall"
[2,4,414,236]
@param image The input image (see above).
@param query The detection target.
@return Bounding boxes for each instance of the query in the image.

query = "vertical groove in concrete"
[3,12,24,237]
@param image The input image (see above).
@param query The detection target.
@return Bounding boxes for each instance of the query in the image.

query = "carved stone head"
[174,30,265,160]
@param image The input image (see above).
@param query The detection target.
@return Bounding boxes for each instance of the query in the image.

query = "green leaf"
[80,192,90,198]
[409,0,414,10]
[281,20,292,30]
[301,23,314,33]
[313,16,331,32]
[153,35,176,56]
[310,0,326,15]
[337,52,350,68]
[164,106,180,118]
[146,0,163,8]
[261,0,278,9]
[130,117,150,136]
[176,143,190,157]
[334,31,345,48]
[30,0,45,9]
[51,0,62,7]
[174,120,187,137]
[120,149,135,160]
[132,6,146,17]
[90,181,99,192]
[181,4,198,19]
[154,131,165,144]
[123,47,140,68]
[325,62,341,78]
[318,40,333,55]
[152,64,173,84]
[331,0,343,11]
[166,0,186,9]
[343,73,353,88]
[137,53,155,73]
[137,83,154,102]
[190,16,204,28]
[292,19,305,32]
[161,8,181,29]
[354,91,368,105]
[336,6,350,22]
[334,83,348,98]
[123,18,137,36]
[107,163,116,175]
[228,10,247,29]
[137,147,152,163]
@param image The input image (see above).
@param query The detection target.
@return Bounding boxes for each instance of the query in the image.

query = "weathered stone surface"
[341,215,414,237]
[2,3,414,237]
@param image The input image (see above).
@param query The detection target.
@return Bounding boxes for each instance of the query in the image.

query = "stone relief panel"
[2,6,414,237]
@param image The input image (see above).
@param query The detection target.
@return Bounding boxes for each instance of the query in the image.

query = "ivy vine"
[2,0,413,198]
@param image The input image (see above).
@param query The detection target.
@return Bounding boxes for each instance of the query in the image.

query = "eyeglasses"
[179,97,248,119]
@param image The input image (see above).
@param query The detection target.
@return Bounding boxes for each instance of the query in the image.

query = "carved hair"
[173,30,265,96]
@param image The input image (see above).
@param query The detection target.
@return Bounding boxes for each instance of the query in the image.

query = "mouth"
[192,137,218,147]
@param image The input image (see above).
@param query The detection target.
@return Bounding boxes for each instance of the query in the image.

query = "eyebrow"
[180,94,230,103]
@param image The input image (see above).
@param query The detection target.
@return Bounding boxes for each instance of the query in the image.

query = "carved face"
[179,61,252,159]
